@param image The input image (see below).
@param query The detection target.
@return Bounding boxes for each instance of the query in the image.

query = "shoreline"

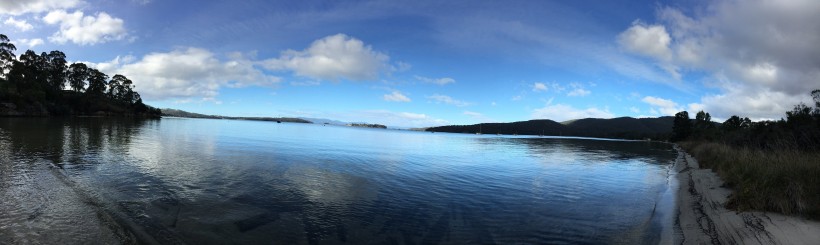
[672,146,820,244]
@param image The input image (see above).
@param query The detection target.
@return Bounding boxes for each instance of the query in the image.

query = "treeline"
[0,34,160,117]
[427,117,674,140]
[674,89,820,219]
[161,108,311,123]
[672,89,820,151]
[348,123,387,129]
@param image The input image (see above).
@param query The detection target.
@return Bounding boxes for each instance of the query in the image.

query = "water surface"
[0,117,677,244]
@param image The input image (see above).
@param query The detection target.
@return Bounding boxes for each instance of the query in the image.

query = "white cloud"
[618,21,681,79]
[699,85,805,121]
[383,91,411,102]
[565,82,591,96]
[567,88,590,97]
[687,103,705,113]
[641,96,682,116]
[532,82,548,92]
[0,0,81,15]
[618,21,673,61]
[629,107,640,113]
[290,80,320,86]
[551,82,566,92]
[86,48,280,100]
[415,75,455,85]
[264,33,390,81]
[16,38,44,48]
[427,94,471,107]
[531,104,614,122]
[463,111,482,117]
[463,110,495,123]
[42,10,127,45]
[4,17,32,31]
[353,110,448,128]
[621,1,820,119]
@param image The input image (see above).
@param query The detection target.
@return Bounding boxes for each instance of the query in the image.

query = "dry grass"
[680,142,820,219]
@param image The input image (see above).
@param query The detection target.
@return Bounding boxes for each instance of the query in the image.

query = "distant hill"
[426,117,675,140]
[162,108,221,119]
[299,117,348,125]
[162,108,311,123]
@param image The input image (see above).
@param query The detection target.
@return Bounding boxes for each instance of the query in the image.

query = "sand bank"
[673,146,820,244]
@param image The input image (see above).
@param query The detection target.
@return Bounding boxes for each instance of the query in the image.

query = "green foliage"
[68,63,89,92]
[671,111,691,141]
[427,117,674,140]
[682,89,820,219]
[0,33,160,118]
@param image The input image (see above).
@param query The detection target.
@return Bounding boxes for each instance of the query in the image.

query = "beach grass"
[680,142,820,219]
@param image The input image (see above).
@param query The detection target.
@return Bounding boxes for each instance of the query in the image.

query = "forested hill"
[0,34,161,118]
[162,108,311,123]
[425,116,675,140]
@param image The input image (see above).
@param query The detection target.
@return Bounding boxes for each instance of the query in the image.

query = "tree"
[68,63,89,92]
[120,76,136,104]
[13,50,48,91]
[723,115,743,131]
[107,74,124,99]
[695,110,713,129]
[786,103,814,129]
[45,51,67,91]
[108,74,136,104]
[0,34,15,79]
[672,111,692,141]
[86,68,108,95]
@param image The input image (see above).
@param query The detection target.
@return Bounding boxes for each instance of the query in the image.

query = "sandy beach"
[673,146,820,244]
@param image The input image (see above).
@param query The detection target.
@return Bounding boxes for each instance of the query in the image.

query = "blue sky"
[3,0,819,127]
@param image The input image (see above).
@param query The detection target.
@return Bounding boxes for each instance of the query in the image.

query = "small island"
[0,34,161,118]
[347,123,387,129]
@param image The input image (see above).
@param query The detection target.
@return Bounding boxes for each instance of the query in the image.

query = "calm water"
[0,117,678,244]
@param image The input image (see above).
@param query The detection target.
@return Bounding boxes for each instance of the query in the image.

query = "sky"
[2,0,819,128]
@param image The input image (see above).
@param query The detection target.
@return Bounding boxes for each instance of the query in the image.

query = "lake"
[0,117,678,244]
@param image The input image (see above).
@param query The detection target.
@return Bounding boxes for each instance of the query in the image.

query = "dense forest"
[0,34,160,117]
[426,116,674,140]
[672,90,820,151]
[674,89,820,219]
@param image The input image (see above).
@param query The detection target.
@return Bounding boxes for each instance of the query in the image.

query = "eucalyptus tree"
[672,111,692,141]
[45,50,67,91]
[0,34,15,78]
[86,68,109,95]
[108,74,139,104]
[68,63,89,92]
[695,110,713,129]
[12,50,48,91]
[107,74,122,99]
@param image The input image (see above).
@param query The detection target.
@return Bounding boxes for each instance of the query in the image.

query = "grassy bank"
[680,142,820,219]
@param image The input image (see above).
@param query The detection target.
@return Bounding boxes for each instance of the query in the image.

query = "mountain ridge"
[426,116,675,140]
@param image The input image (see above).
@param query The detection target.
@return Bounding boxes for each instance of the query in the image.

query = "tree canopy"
[0,33,159,117]
[673,89,820,151]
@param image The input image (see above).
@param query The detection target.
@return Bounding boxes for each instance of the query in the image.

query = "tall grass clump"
[680,142,820,219]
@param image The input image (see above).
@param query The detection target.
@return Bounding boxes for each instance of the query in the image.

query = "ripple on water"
[0,160,125,244]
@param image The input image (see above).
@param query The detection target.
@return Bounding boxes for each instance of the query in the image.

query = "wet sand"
[673,146,820,244]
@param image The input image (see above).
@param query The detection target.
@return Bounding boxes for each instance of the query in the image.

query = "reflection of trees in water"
[0,118,153,166]
[508,138,677,163]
